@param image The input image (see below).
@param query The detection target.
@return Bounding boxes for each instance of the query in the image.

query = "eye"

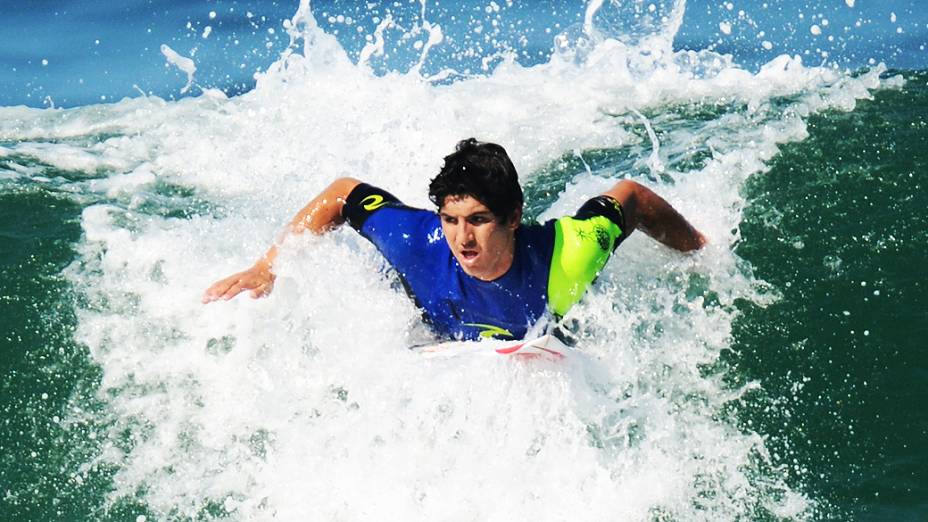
[441,215,458,225]
[468,215,490,225]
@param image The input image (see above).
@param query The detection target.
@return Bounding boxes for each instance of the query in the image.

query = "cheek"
[440,223,455,241]
[480,226,505,249]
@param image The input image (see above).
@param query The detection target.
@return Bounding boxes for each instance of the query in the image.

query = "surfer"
[203,139,706,340]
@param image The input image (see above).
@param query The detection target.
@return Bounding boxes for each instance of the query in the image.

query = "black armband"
[342,183,402,230]
[574,195,626,231]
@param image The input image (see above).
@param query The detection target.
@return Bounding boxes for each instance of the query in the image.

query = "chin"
[457,258,487,278]
[459,263,482,277]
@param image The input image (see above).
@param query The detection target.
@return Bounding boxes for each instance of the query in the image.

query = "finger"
[202,277,237,303]
[221,281,246,300]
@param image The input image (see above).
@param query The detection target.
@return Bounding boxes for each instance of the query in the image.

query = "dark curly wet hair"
[428,138,523,222]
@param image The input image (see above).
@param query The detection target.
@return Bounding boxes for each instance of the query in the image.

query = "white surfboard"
[414,334,571,361]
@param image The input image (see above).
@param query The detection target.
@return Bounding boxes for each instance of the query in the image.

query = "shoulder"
[544,198,627,316]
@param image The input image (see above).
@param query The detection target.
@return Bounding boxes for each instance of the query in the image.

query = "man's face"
[439,195,520,281]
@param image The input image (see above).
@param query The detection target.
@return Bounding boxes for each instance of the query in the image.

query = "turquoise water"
[2,1,927,520]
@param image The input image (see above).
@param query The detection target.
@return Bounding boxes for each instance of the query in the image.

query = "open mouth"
[460,249,479,261]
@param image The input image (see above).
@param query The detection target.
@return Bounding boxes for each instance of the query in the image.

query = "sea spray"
[160,45,197,94]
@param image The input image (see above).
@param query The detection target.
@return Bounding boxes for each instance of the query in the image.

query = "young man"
[203,139,706,340]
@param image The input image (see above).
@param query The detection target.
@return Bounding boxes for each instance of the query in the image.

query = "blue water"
[2,0,926,108]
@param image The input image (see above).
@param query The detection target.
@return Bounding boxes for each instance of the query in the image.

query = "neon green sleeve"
[547,215,623,316]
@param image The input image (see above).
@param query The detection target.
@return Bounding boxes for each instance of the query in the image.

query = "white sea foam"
[2,0,898,519]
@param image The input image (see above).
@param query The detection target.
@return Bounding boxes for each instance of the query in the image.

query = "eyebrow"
[439,210,494,219]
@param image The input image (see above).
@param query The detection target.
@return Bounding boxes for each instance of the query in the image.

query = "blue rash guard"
[342,183,628,341]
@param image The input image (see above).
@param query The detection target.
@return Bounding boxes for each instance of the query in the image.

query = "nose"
[457,221,476,246]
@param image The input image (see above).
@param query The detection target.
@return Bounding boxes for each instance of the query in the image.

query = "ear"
[507,208,522,230]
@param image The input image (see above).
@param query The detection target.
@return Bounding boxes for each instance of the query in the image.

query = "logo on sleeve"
[361,194,388,211]
[577,224,611,251]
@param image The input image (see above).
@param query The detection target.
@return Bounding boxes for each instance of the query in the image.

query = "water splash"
[160,44,197,95]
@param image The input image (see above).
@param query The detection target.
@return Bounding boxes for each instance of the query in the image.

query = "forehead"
[439,195,492,216]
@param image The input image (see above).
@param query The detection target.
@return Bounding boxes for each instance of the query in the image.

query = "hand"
[202,263,276,303]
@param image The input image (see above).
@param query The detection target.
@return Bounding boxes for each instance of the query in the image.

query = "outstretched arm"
[202,177,362,303]
[604,179,706,252]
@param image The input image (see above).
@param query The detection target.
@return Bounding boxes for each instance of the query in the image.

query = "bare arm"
[604,179,706,252]
[202,177,362,303]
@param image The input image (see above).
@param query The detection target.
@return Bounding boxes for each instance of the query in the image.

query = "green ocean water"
[731,70,928,520]
[0,188,114,520]
[1,71,926,520]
